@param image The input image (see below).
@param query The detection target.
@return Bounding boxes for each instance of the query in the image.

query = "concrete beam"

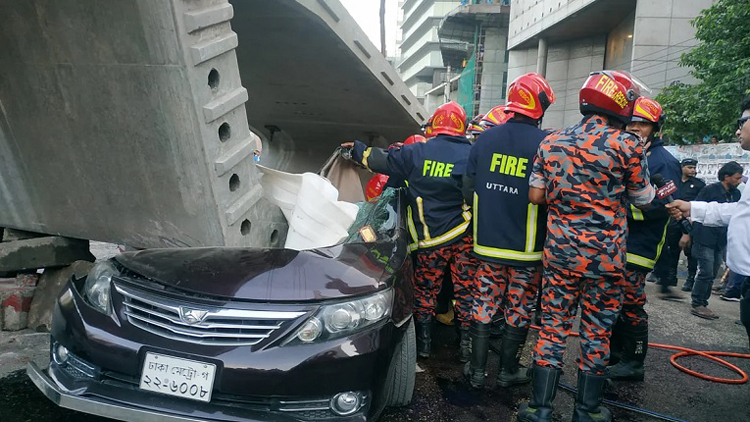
[0,0,423,248]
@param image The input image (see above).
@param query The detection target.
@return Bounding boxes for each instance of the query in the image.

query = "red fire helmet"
[425,101,467,137]
[631,97,665,131]
[481,105,514,127]
[505,73,556,120]
[580,70,647,124]
[403,134,427,145]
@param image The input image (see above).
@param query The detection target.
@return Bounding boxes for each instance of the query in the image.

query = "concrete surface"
[0,0,423,250]
[0,281,747,421]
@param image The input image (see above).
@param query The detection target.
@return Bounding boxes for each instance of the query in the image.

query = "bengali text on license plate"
[139,352,217,402]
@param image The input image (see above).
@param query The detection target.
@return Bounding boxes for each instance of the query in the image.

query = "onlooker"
[721,271,744,302]
[656,158,705,296]
[688,161,743,319]
[710,135,719,144]
[667,94,750,347]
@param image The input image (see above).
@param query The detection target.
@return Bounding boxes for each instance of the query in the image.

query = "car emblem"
[179,307,209,325]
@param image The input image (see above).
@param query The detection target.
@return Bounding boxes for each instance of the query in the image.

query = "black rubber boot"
[496,326,531,387]
[463,321,490,388]
[608,318,624,367]
[458,324,472,363]
[490,314,506,338]
[517,365,561,422]
[609,323,648,381]
[416,319,432,358]
[572,370,612,422]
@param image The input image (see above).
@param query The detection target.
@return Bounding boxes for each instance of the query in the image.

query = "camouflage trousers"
[414,234,477,328]
[620,267,648,327]
[533,265,624,375]
[472,261,540,328]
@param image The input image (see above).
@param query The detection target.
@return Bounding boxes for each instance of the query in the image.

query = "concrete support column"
[536,38,548,77]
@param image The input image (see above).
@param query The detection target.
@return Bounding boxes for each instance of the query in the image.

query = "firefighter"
[342,102,476,361]
[481,104,514,129]
[461,73,555,389]
[608,97,681,381]
[364,135,426,201]
[518,71,655,422]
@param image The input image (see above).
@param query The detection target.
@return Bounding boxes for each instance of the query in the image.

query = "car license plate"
[139,352,216,403]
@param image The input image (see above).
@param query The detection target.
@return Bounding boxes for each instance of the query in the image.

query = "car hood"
[114,243,398,302]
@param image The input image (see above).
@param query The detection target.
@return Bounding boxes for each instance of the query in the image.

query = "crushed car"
[27,188,416,422]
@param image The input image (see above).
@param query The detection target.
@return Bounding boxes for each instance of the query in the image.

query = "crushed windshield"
[343,188,400,244]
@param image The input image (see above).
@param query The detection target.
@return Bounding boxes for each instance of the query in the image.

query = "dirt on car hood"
[114,243,397,302]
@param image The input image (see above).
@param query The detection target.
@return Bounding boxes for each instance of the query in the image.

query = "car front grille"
[114,283,306,346]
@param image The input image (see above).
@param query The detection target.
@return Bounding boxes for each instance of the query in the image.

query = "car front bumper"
[27,361,306,422]
[33,280,406,421]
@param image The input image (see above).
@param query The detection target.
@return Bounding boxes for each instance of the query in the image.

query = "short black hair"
[718,161,743,181]
[743,94,750,113]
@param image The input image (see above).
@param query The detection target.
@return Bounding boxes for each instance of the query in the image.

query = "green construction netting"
[457,55,475,116]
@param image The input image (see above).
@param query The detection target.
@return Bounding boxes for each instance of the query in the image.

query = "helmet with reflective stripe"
[425,101,467,137]
[481,105,513,127]
[631,97,665,131]
[580,70,645,125]
[467,114,486,136]
[505,73,556,120]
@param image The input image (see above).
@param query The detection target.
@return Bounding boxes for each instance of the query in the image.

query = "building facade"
[398,0,462,104]
[399,0,512,115]
[507,0,717,128]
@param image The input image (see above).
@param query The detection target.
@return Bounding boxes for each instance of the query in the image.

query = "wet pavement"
[1,282,748,422]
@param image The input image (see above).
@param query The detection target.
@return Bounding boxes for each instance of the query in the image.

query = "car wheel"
[385,317,416,407]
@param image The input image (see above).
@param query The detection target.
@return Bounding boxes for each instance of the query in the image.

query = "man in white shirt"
[668,95,750,346]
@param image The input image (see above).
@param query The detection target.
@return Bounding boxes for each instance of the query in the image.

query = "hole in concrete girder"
[270,229,279,244]
[241,219,251,236]
[229,174,240,192]
[219,123,231,142]
[208,68,220,90]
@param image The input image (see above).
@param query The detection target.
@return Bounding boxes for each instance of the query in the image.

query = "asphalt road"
[1,282,748,422]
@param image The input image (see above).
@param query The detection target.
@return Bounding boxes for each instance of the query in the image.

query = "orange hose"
[529,324,750,384]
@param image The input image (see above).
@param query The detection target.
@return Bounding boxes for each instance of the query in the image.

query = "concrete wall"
[630,0,716,96]
[508,36,605,129]
[508,0,598,48]
[605,11,635,70]
[478,27,509,113]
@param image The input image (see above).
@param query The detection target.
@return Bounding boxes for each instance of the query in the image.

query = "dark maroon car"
[27,189,416,421]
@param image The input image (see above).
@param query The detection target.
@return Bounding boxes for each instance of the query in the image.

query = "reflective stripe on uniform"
[525,203,539,252]
[362,147,372,169]
[473,245,543,261]
[626,218,670,270]
[418,220,470,248]
[626,253,655,269]
[416,197,430,240]
[631,204,644,221]
[406,205,419,252]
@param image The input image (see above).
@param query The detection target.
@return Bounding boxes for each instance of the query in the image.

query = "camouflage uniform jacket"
[529,115,655,277]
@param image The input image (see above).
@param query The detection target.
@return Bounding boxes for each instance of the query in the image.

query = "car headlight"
[291,289,393,344]
[83,260,119,314]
